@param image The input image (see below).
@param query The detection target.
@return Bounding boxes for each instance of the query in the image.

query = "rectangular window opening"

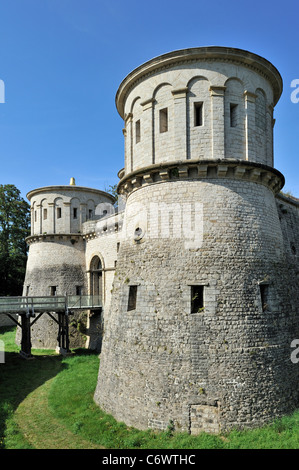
[194,102,203,127]
[73,208,78,219]
[34,211,37,222]
[230,103,238,127]
[88,209,93,219]
[260,284,269,312]
[159,108,168,133]
[57,207,62,219]
[127,285,138,311]
[191,285,204,313]
[76,286,83,296]
[43,208,47,220]
[50,286,57,296]
[135,119,141,143]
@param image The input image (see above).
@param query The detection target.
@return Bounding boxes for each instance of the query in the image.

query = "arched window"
[89,256,103,300]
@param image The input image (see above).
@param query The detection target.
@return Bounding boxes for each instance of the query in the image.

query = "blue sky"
[0,0,298,200]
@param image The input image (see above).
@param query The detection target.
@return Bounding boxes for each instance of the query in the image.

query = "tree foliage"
[105,183,118,208]
[0,184,30,296]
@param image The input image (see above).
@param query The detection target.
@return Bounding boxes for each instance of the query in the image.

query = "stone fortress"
[22,47,299,434]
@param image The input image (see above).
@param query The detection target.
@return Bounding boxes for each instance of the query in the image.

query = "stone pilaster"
[141,98,155,164]
[209,86,226,159]
[172,88,188,160]
[63,201,71,233]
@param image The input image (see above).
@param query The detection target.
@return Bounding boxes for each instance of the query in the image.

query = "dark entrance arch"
[89,256,103,301]
[88,255,104,352]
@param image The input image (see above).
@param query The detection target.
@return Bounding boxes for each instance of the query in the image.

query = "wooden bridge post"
[57,312,70,354]
[20,314,32,359]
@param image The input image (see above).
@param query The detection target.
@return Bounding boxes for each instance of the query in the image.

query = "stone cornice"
[82,216,124,241]
[116,47,283,117]
[26,185,115,203]
[26,233,83,245]
[117,159,285,196]
[276,192,299,207]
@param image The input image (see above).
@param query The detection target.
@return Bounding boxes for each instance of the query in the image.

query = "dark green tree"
[105,183,118,208]
[0,184,30,296]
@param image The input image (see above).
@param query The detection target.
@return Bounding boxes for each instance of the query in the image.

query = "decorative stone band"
[117,159,285,197]
[26,233,82,245]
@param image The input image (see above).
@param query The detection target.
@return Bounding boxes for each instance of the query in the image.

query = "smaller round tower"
[21,179,114,349]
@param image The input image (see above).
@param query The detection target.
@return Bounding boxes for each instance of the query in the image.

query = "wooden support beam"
[5,314,21,328]
[20,314,32,359]
[30,311,44,327]
[57,312,70,353]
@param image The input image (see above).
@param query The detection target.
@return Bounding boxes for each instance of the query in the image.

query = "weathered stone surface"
[21,47,299,433]
[95,179,299,432]
[94,47,299,433]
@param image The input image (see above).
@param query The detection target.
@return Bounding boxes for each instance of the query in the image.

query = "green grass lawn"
[1,326,299,449]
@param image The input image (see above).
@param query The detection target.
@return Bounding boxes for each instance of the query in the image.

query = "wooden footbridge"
[0,295,102,358]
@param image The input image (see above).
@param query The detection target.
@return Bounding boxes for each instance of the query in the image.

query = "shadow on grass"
[0,327,71,448]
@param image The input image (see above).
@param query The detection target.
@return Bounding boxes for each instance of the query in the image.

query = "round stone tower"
[95,47,299,433]
[22,179,114,349]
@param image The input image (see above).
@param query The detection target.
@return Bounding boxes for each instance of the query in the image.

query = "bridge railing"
[0,296,67,314]
[0,295,102,314]
[66,295,102,309]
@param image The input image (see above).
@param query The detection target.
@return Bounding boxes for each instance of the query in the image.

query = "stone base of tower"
[95,257,299,433]
[94,177,299,433]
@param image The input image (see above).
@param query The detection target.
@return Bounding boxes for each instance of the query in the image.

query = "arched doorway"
[89,256,103,301]
[87,255,104,352]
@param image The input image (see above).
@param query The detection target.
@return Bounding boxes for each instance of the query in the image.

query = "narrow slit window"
[230,103,238,127]
[50,286,57,296]
[76,286,83,296]
[159,108,168,133]
[260,284,269,312]
[191,285,204,313]
[73,208,78,219]
[88,209,93,219]
[194,102,203,127]
[34,211,37,222]
[135,120,141,143]
[127,285,138,311]
[43,208,47,220]
[57,207,62,219]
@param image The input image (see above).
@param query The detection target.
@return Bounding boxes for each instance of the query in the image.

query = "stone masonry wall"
[83,213,120,350]
[18,236,87,349]
[122,59,275,174]
[96,178,299,433]
[29,186,113,236]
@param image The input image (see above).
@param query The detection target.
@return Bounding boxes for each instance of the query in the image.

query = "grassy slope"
[1,326,299,449]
